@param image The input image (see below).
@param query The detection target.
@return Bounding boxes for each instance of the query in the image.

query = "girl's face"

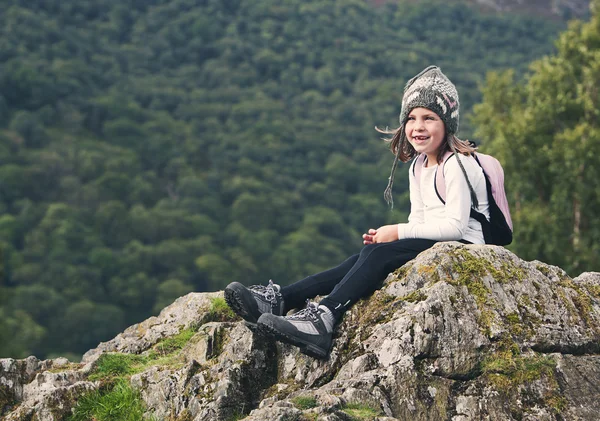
[406,107,446,165]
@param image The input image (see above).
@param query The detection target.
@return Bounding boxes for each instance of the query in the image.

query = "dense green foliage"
[472,0,600,275]
[0,0,564,359]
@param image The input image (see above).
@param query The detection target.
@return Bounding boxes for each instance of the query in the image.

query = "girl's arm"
[397,156,472,241]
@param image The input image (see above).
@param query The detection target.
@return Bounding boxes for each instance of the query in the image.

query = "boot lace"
[249,280,281,306]
[287,300,320,322]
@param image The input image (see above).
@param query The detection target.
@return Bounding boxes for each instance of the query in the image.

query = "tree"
[0,0,569,359]
[471,0,600,274]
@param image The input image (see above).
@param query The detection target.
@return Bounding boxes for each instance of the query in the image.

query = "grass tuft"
[89,327,198,381]
[68,379,152,421]
[341,402,383,420]
[150,328,196,357]
[204,297,238,323]
[89,353,145,380]
[291,395,318,410]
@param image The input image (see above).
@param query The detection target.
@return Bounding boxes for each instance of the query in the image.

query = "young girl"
[225,66,490,359]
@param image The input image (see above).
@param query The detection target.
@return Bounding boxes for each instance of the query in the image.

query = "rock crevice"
[2,242,600,420]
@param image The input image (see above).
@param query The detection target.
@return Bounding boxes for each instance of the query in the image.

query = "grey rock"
[0,357,95,421]
[82,291,224,363]
[2,243,600,421]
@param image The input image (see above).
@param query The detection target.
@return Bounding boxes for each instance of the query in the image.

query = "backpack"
[413,150,513,246]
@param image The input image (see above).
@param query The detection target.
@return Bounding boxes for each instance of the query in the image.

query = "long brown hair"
[376,126,476,164]
[379,125,476,207]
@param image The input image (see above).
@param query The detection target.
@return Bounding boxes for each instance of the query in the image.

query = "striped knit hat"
[384,65,460,207]
[398,65,459,133]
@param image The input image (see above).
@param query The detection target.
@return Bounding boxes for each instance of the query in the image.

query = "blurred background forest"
[1,0,598,360]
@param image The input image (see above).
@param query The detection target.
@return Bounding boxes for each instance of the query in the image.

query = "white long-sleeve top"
[397,154,490,244]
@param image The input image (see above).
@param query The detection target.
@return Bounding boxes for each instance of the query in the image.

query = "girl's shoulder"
[443,153,484,177]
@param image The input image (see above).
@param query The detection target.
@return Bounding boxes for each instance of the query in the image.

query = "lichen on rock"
[2,243,600,421]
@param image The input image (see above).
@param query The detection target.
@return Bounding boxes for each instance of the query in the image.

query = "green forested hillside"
[473,0,600,277]
[0,0,564,359]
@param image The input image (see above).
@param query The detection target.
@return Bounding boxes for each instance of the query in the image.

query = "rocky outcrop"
[2,242,600,420]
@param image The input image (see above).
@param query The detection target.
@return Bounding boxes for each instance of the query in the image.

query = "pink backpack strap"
[412,151,454,202]
[412,154,427,181]
[435,150,455,202]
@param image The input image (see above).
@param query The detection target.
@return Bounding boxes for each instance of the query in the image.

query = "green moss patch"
[152,328,196,357]
[355,291,398,341]
[394,264,412,279]
[89,353,146,380]
[505,312,524,336]
[558,280,596,327]
[585,284,600,299]
[401,290,427,303]
[482,335,557,395]
[482,341,566,415]
[201,297,238,323]
[451,248,525,285]
[536,265,551,277]
[448,249,492,296]
[341,402,383,420]
[292,395,318,410]
[498,261,526,283]
[446,249,531,336]
[89,327,198,381]
[358,292,397,326]
[447,249,497,334]
[483,353,555,390]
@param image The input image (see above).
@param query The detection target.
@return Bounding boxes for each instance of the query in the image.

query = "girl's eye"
[407,116,415,120]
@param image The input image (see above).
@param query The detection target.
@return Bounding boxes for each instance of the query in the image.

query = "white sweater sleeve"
[397,156,472,241]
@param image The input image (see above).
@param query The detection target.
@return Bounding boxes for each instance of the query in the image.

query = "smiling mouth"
[412,136,429,143]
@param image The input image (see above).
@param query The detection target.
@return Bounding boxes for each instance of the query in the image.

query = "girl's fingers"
[368,228,377,235]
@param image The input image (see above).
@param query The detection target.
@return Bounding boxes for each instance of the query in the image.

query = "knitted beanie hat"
[383,65,460,208]
[399,65,459,133]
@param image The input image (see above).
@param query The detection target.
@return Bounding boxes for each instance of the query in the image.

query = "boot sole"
[257,317,328,360]
[224,282,260,325]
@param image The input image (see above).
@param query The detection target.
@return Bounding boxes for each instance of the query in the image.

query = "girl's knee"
[359,242,389,259]
[360,243,378,254]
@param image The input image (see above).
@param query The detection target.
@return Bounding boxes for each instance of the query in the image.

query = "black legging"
[280,238,438,320]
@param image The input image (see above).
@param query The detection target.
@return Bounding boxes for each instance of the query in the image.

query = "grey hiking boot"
[257,301,335,359]
[224,280,285,326]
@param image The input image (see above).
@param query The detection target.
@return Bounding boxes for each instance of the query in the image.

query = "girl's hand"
[362,228,377,245]
[372,224,399,244]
